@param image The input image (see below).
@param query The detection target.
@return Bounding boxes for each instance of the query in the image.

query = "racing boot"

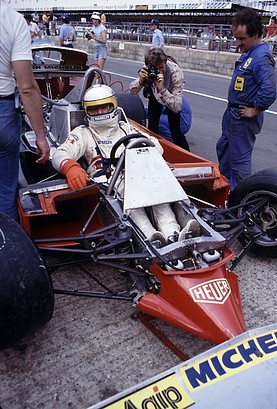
[152,204,181,244]
[174,202,201,239]
[179,219,201,240]
[129,208,166,247]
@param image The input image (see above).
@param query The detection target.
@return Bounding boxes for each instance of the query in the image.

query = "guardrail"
[46,21,277,55]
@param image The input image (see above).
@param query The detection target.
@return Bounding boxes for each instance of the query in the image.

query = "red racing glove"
[60,159,89,190]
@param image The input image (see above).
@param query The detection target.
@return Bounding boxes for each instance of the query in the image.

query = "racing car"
[1,45,276,352]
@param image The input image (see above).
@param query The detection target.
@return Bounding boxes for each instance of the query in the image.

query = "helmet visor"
[86,102,114,117]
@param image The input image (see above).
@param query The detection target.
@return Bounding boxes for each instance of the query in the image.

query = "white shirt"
[27,21,41,43]
[0,1,32,95]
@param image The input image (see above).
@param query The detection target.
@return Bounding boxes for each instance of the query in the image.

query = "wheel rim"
[237,189,277,248]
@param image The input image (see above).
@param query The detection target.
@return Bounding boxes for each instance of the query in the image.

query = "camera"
[147,64,158,82]
[85,31,94,39]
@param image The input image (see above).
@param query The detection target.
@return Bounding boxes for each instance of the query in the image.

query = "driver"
[52,84,199,246]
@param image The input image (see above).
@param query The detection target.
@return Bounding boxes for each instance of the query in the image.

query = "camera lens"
[147,64,158,82]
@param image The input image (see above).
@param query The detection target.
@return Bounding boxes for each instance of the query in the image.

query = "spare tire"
[115,92,146,126]
[0,212,54,349]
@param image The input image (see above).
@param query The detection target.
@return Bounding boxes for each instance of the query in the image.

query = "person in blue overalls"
[216,8,276,191]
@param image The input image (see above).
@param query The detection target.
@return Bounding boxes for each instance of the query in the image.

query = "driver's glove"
[60,159,89,190]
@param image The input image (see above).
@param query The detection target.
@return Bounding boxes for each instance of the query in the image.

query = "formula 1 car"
[1,46,276,352]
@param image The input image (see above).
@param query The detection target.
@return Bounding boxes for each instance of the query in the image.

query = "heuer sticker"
[102,374,194,408]
[189,278,231,304]
[180,330,277,392]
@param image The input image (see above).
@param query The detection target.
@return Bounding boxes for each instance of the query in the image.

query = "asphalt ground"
[1,242,276,409]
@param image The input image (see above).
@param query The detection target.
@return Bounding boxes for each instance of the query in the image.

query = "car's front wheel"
[228,169,277,258]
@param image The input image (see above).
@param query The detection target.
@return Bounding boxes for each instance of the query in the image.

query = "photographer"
[86,12,107,70]
[130,48,189,150]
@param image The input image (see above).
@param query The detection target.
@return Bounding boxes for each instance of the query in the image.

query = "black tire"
[0,213,54,349]
[115,92,146,126]
[228,169,277,258]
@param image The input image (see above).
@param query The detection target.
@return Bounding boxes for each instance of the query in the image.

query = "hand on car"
[60,159,89,190]
[35,137,50,164]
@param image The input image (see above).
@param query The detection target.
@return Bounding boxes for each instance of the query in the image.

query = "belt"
[0,94,14,100]
[228,102,254,108]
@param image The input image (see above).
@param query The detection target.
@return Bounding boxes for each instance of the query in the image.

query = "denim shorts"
[94,45,108,60]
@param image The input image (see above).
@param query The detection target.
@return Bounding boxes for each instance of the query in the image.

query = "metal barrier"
[48,21,276,54]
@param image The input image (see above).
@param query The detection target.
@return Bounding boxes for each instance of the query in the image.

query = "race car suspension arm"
[229,230,264,270]
[53,263,135,302]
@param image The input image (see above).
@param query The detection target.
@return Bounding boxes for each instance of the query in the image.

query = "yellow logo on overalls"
[234,76,244,91]
[243,57,252,69]
[234,58,252,91]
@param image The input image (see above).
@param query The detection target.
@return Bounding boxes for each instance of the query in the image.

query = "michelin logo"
[182,330,277,391]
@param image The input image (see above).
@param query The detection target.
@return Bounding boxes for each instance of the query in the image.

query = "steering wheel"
[110,133,153,167]
[106,134,156,196]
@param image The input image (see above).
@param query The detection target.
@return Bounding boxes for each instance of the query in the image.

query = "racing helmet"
[83,84,118,128]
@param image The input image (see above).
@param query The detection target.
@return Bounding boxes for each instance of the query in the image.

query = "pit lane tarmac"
[0,242,276,409]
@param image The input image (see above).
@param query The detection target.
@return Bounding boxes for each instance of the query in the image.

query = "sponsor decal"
[242,57,252,69]
[93,115,110,121]
[98,140,113,144]
[67,134,79,143]
[102,374,194,408]
[189,278,231,304]
[181,330,277,392]
[33,64,85,70]
[234,76,244,91]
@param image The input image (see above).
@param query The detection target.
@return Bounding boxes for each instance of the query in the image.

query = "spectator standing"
[216,8,276,190]
[59,15,76,48]
[86,12,108,70]
[130,48,190,150]
[262,16,277,52]
[0,0,50,220]
[42,12,50,36]
[49,12,57,36]
[32,11,40,24]
[24,14,41,43]
[150,19,164,48]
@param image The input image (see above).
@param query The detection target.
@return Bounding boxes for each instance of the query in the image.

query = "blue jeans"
[148,91,189,150]
[0,97,21,220]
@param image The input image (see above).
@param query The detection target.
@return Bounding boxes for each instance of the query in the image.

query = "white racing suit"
[51,114,182,245]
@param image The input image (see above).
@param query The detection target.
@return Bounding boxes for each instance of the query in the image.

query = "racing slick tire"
[0,212,54,349]
[228,168,277,258]
[115,92,146,126]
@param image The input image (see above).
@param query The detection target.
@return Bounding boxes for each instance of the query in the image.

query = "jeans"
[0,97,21,220]
[148,91,190,150]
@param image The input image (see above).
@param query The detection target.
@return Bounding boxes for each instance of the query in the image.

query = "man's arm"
[12,60,50,164]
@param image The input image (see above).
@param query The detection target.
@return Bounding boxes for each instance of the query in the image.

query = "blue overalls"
[216,42,276,190]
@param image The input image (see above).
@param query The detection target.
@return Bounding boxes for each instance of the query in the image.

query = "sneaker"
[179,219,201,240]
